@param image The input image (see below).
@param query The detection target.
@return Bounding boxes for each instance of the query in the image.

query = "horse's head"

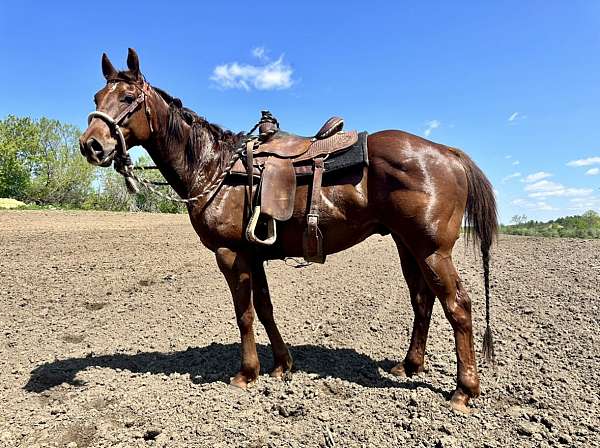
[79,48,154,167]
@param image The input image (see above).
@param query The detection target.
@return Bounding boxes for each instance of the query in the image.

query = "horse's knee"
[215,247,236,272]
[237,308,254,330]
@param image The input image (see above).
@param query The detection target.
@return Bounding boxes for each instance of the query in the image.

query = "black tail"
[455,149,498,364]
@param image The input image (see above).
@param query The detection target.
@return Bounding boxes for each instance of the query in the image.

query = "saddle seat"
[254,116,348,159]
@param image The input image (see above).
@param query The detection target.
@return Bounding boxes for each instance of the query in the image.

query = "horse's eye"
[123,94,135,104]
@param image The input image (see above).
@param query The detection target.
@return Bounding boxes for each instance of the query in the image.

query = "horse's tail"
[454,148,498,364]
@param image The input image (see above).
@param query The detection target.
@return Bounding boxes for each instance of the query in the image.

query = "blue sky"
[1,1,599,223]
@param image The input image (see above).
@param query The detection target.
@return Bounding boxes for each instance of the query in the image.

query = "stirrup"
[246,206,277,246]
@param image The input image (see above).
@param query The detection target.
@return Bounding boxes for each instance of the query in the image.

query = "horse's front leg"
[215,247,259,388]
[252,262,293,378]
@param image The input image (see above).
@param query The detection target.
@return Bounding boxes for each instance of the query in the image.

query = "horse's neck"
[143,101,219,200]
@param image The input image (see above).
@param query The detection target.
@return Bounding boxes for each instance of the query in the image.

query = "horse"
[79,48,498,412]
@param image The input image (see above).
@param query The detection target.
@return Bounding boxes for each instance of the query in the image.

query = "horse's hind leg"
[391,236,436,377]
[215,247,259,389]
[420,250,480,412]
[251,262,293,378]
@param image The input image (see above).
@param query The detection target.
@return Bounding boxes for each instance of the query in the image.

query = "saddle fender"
[260,156,296,221]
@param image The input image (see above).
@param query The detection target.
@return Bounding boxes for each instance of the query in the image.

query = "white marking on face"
[109,83,118,92]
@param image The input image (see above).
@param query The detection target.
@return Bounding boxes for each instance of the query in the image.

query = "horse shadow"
[24,343,446,397]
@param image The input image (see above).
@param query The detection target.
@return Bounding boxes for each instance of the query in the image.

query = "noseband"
[87,80,154,165]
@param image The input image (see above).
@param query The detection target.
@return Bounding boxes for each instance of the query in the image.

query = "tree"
[89,154,185,214]
[0,116,38,199]
[0,115,96,207]
[511,214,528,225]
[28,118,96,206]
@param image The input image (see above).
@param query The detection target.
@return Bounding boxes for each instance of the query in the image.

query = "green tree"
[511,214,528,225]
[0,116,38,199]
[0,115,96,207]
[90,154,185,214]
[28,118,96,206]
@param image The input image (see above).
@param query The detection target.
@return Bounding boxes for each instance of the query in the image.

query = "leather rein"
[86,79,250,204]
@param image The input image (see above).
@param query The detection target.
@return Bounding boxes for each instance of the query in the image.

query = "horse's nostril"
[87,138,104,158]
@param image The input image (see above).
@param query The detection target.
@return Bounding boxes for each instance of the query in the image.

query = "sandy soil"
[0,210,599,447]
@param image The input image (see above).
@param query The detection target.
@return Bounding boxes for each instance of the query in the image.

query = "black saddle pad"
[295,131,369,177]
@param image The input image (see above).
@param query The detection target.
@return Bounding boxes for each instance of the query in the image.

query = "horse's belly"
[272,171,379,258]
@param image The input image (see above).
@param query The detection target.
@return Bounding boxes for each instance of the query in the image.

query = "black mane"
[151,84,244,169]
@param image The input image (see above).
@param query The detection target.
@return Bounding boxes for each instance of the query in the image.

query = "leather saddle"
[232,111,363,263]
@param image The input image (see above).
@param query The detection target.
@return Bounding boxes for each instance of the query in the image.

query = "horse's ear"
[127,48,141,79]
[101,53,117,80]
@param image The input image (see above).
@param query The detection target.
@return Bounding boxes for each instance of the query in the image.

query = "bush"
[501,211,600,239]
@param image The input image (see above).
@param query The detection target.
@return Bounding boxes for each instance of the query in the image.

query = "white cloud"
[511,198,557,211]
[424,120,440,137]
[211,53,294,91]
[512,160,520,166]
[502,172,521,183]
[585,167,599,176]
[252,46,267,61]
[524,180,593,198]
[568,196,600,211]
[505,155,512,159]
[567,157,600,167]
[508,112,526,124]
[523,171,552,183]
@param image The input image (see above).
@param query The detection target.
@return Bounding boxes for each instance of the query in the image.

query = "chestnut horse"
[80,49,497,412]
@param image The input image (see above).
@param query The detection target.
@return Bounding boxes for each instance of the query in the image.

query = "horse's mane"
[113,70,245,169]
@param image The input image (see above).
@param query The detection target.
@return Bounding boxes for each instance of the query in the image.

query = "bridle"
[87,79,154,168]
[85,79,279,209]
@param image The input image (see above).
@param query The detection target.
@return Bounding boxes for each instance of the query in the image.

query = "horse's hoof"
[390,363,409,377]
[390,361,424,378]
[230,373,257,390]
[449,389,472,414]
[270,366,286,379]
[270,360,293,379]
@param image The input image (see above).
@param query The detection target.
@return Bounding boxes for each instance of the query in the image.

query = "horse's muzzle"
[79,137,115,167]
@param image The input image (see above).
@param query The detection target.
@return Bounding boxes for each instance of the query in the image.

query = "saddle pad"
[294,131,369,176]
[260,157,296,221]
[229,132,368,178]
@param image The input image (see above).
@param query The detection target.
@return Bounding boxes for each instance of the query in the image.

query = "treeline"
[0,115,184,213]
[500,211,600,239]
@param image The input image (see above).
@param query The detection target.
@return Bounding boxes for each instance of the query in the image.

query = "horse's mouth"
[98,152,115,167]
[91,150,116,167]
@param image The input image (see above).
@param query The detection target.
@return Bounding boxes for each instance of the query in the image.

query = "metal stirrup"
[245,206,277,246]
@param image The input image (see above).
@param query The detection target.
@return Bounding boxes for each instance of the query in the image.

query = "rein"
[87,82,276,209]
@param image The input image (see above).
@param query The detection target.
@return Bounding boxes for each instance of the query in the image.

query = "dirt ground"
[0,211,599,448]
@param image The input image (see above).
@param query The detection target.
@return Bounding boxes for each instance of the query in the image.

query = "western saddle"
[233,111,361,263]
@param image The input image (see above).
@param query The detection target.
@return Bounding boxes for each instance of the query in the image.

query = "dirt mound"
[1,211,598,447]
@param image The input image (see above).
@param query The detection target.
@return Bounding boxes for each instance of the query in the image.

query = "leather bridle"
[87,79,154,166]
